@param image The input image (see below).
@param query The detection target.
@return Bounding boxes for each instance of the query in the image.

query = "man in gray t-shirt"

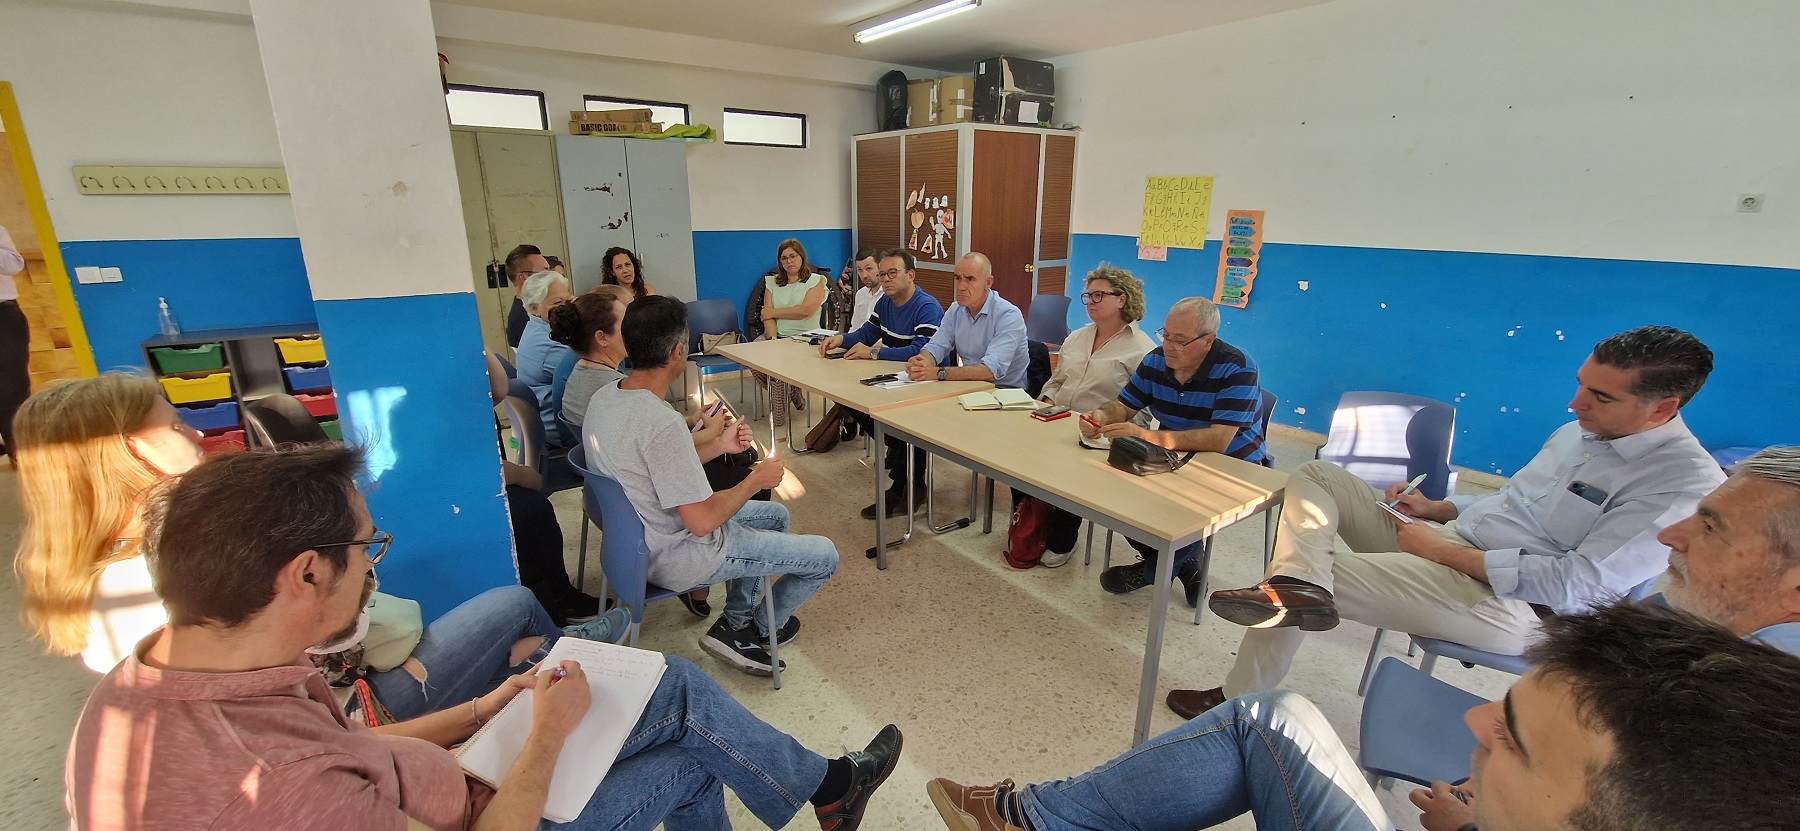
[585,297,839,675]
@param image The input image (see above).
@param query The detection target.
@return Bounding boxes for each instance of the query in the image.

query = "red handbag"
[1003,494,1053,569]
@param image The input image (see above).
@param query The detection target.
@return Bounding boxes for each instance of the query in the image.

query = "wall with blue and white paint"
[1053,0,1800,471]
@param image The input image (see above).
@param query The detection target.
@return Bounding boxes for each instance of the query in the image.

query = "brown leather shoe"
[1208,580,1340,631]
[926,779,1025,831]
[1166,687,1227,720]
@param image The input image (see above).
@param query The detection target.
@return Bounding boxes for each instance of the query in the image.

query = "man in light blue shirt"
[908,252,1029,389]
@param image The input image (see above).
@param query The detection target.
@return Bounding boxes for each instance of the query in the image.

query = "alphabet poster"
[1138,176,1213,249]
[1213,209,1264,309]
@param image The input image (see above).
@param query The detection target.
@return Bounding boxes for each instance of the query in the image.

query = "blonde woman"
[756,238,828,429]
[11,373,621,721]
[1035,264,1157,567]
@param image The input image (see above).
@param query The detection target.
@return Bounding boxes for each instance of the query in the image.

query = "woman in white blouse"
[1037,265,1158,567]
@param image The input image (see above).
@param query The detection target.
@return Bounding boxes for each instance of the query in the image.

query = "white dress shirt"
[1037,321,1157,414]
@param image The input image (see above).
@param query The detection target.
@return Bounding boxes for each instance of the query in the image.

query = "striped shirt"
[1117,339,1266,463]
[842,288,944,362]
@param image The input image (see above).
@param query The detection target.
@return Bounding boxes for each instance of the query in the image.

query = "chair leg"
[1357,629,1387,696]
[576,507,590,589]
[1263,506,1279,571]
[1419,652,1439,677]
[1104,530,1115,569]
[627,621,640,648]
[1083,521,1094,566]
[1192,536,1213,626]
[765,588,781,690]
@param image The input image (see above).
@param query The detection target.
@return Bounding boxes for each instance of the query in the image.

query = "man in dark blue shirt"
[1081,296,1266,598]
[819,249,947,519]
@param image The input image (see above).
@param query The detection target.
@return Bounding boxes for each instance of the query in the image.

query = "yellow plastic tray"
[275,336,327,364]
[159,372,233,404]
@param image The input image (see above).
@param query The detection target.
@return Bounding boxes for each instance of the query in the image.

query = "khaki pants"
[1223,460,1541,696]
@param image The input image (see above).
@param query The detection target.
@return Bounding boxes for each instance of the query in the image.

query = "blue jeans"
[546,657,828,830]
[1020,691,1392,831]
[703,501,839,636]
[366,586,564,721]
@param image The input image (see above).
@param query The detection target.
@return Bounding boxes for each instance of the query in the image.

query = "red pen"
[1080,414,1103,432]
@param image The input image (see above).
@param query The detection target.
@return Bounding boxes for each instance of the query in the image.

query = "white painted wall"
[1056,0,1800,269]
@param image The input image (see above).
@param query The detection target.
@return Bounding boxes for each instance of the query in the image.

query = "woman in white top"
[756,239,827,430]
[1036,265,1158,566]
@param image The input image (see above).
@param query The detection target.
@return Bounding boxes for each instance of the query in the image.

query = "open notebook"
[455,637,667,822]
[958,389,1037,411]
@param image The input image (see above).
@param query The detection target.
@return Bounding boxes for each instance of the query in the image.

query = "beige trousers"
[1222,460,1542,696]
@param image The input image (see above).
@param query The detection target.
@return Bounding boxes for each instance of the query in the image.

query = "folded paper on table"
[456,637,668,822]
[958,389,1037,411]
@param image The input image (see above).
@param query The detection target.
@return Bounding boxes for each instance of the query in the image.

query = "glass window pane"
[722,110,805,147]
[586,98,688,126]
[445,88,545,130]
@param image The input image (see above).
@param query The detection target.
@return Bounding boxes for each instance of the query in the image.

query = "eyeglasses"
[1079,290,1123,304]
[316,530,393,565]
[876,269,905,279]
[1155,328,1210,348]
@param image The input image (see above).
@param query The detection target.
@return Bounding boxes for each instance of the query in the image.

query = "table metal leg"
[1083,522,1094,566]
[1192,535,1214,626]
[982,477,996,533]
[872,421,888,568]
[925,454,973,533]
[1135,540,1177,745]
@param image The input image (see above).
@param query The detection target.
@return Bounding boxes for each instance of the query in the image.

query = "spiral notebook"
[455,637,667,822]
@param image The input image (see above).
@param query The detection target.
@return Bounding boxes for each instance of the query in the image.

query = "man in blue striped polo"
[1080,296,1267,599]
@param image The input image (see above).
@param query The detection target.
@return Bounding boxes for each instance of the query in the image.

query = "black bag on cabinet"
[877,70,909,131]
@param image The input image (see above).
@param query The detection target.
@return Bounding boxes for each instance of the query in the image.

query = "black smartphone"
[859,373,898,386]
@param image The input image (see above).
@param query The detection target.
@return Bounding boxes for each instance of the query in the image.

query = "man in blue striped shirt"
[1080,297,1266,597]
[817,248,947,518]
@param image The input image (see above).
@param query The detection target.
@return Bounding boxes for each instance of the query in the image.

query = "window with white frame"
[722,108,807,148]
[445,85,548,130]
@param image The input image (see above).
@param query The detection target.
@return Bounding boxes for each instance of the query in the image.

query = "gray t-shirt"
[584,381,723,590]
[564,362,626,427]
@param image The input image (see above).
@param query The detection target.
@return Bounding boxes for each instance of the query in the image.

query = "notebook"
[456,637,667,822]
[958,389,1037,411]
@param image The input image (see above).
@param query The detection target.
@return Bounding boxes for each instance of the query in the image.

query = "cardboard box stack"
[569,109,663,135]
[972,56,1055,126]
[937,75,974,124]
[905,80,939,129]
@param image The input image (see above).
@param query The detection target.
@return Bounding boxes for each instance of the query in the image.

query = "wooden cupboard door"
[901,130,959,269]
[915,266,954,310]
[1039,134,1075,262]
[1036,265,1067,298]
[970,129,1041,309]
[855,136,902,254]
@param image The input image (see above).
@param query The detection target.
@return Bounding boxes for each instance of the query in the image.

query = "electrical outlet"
[100,267,123,283]
[1737,193,1765,213]
[74,266,102,284]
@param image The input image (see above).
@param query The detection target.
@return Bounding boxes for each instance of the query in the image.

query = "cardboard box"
[936,75,974,123]
[569,120,663,135]
[906,79,939,129]
[974,92,1054,126]
[973,56,1053,126]
[571,108,654,124]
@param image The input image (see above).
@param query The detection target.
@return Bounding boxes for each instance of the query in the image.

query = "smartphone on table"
[1031,405,1072,422]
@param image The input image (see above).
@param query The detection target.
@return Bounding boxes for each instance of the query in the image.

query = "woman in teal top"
[757,239,827,429]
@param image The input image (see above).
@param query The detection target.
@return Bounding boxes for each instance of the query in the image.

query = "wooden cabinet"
[852,124,1075,315]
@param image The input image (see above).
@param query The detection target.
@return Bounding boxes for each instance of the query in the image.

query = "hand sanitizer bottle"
[157,297,182,337]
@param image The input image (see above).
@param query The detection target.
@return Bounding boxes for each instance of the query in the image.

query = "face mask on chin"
[305,572,378,656]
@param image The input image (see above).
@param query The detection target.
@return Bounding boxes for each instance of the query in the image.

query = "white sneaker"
[1039,547,1074,568]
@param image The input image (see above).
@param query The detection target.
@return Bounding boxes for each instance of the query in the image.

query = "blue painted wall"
[1068,233,1798,473]
[61,238,318,372]
[692,229,852,326]
[314,293,516,620]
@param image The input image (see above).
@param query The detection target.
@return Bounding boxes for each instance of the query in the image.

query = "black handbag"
[1106,436,1197,476]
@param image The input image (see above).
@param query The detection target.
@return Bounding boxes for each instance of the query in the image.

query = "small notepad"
[455,637,667,822]
[958,389,1037,411]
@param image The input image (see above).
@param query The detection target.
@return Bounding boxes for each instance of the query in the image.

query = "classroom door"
[450,128,567,358]
[969,130,1041,310]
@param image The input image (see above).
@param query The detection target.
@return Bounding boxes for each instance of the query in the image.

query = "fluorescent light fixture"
[852,0,980,43]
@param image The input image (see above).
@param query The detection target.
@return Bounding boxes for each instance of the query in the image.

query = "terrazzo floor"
[0,390,1515,830]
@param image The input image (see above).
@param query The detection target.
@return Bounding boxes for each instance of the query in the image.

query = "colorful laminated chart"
[1138,176,1213,249]
[1213,209,1264,309]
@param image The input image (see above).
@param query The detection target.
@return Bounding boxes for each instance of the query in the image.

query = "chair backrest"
[243,394,329,448]
[503,383,546,471]
[1025,294,1073,345]
[687,298,742,352]
[1318,391,1456,501]
[1257,389,1278,469]
[550,351,579,446]
[494,353,517,379]
[1024,341,1052,399]
[567,445,657,623]
[1359,657,1486,787]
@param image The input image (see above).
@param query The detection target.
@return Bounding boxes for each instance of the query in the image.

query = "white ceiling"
[446,0,1337,71]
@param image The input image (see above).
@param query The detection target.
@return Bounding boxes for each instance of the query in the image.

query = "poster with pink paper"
[1213,210,1264,309]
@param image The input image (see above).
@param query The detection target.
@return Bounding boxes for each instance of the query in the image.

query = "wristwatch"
[937,368,947,381]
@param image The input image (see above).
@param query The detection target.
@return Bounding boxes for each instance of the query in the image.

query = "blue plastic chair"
[686,299,749,410]
[1359,657,1485,789]
[1026,294,1072,349]
[1317,391,1457,500]
[550,351,579,446]
[502,379,580,494]
[495,353,517,379]
[568,446,782,689]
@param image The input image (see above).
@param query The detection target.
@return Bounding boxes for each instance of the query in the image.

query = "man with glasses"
[1080,296,1266,598]
[818,248,946,519]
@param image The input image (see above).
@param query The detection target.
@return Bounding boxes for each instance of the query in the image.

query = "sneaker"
[816,724,904,831]
[699,619,785,676]
[926,778,1025,831]
[563,607,632,644]
[760,614,800,646]
[1177,559,1203,608]
[678,590,712,618]
[558,591,604,624]
[1100,562,1151,594]
[1038,546,1075,569]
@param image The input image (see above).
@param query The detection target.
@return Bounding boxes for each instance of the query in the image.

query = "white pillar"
[249,0,515,617]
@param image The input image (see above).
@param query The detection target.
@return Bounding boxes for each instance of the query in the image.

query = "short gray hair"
[1169,296,1221,336]
[958,251,992,277]
[521,270,570,310]
[1732,447,1800,568]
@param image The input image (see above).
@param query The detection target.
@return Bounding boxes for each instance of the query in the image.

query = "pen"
[551,666,568,682]
[1386,473,1429,507]
[1080,414,1103,431]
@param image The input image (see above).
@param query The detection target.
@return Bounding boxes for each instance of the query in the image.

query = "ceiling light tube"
[853,0,981,43]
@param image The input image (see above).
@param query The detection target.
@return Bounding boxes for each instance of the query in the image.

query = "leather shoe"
[861,488,925,520]
[1166,687,1226,720]
[816,724,904,831]
[1099,562,1150,594]
[1208,580,1340,631]
[1177,559,1203,608]
[926,778,1025,831]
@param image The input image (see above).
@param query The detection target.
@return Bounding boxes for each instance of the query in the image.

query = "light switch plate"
[74,266,102,284]
[100,267,123,283]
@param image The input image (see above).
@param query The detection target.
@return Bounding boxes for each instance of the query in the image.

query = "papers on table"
[958,389,1037,411]
[875,377,934,389]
